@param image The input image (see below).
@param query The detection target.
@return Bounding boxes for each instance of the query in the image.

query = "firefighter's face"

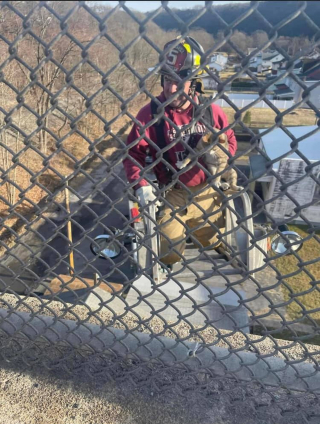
[163,75,192,108]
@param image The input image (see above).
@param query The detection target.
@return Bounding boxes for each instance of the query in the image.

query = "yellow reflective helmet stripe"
[182,42,202,69]
[183,42,201,67]
[194,54,201,66]
[183,43,191,53]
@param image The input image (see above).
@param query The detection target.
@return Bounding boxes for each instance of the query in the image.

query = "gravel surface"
[0,294,319,424]
[0,356,319,424]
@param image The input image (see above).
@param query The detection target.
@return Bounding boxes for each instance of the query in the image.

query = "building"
[293,57,320,108]
[269,59,302,99]
[201,53,229,90]
[271,52,320,106]
[201,75,219,91]
[273,78,296,100]
[207,52,228,73]
[249,126,320,224]
[248,50,285,74]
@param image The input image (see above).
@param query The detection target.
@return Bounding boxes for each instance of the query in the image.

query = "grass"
[274,225,320,324]
[222,106,317,128]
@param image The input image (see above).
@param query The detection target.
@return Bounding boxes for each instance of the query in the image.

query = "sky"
[102,1,245,13]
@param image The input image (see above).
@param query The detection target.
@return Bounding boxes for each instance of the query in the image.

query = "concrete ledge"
[0,307,319,393]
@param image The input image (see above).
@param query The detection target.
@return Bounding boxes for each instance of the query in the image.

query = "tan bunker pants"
[158,183,225,265]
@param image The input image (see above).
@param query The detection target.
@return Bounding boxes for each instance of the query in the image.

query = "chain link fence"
[0,0,320,419]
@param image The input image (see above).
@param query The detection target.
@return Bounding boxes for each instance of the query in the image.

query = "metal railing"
[0,1,320,418]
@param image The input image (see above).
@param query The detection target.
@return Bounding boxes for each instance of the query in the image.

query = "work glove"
[135,186,160,209]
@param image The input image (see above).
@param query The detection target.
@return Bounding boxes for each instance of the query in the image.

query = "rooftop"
[301,61,320,79]
[273,88,294,96]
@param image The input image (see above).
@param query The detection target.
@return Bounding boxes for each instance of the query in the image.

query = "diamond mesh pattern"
[0,1,319,412]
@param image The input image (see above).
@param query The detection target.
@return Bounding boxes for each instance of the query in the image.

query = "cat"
[176,129,243,191]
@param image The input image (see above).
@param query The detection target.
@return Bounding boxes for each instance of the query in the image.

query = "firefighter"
[123,37,237,265]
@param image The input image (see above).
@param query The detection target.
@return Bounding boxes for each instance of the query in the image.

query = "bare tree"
[251,31,269,49]
[287,37,312,56]
[187,29,215,52]
[0,109,22,205]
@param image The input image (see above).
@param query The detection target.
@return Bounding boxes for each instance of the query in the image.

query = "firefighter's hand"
[135,186,160,209]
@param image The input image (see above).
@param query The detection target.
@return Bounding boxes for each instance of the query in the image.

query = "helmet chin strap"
[170,80,197,110]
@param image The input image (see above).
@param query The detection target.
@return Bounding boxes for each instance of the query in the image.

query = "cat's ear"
[201,132,211,144]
